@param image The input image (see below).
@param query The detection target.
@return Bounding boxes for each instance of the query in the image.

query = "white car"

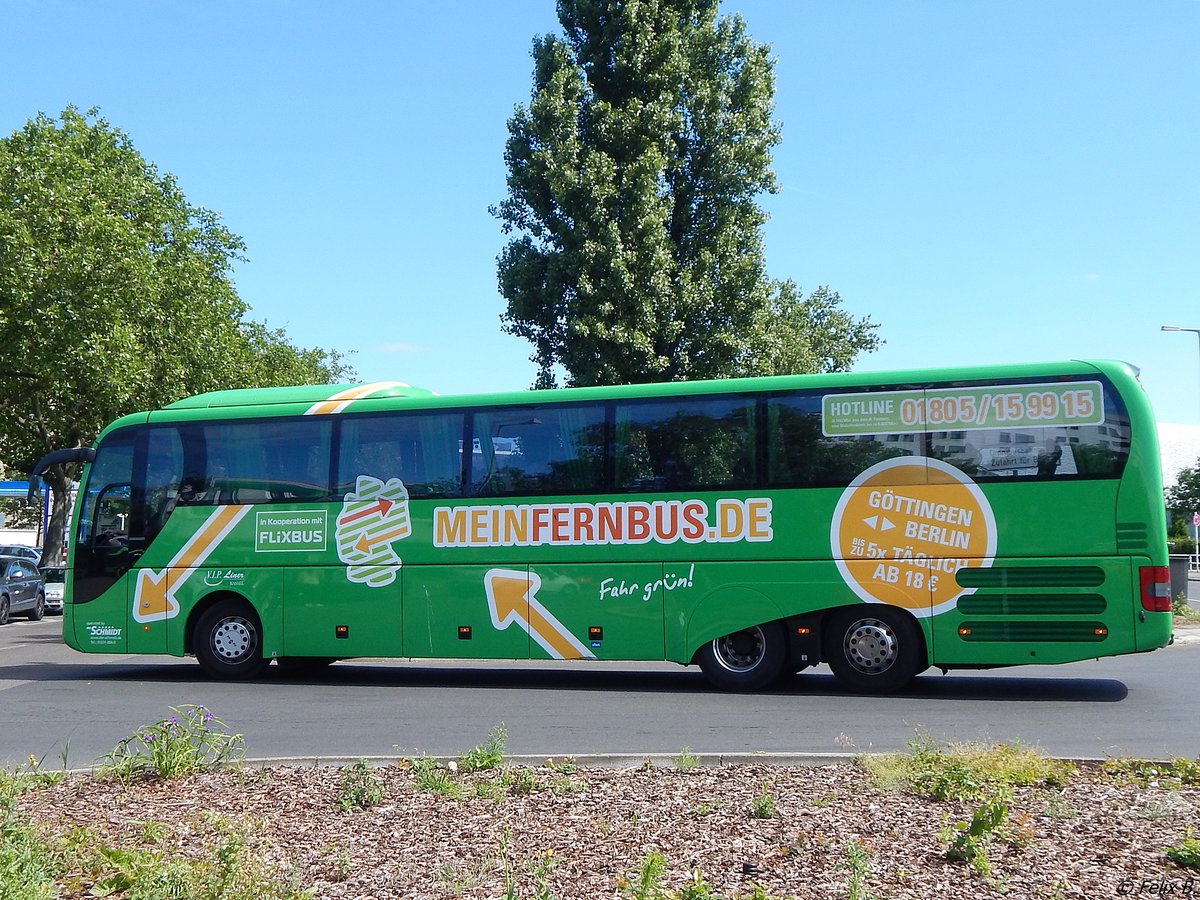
[40,565,66,615]
[0,545,41,566]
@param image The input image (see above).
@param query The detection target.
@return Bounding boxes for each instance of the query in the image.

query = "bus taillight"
[1139,566,1172,612]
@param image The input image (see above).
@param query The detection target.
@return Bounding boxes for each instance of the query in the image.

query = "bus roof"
[110,359,1147,432]
[170,359,1137,409]
[166,381,436,410]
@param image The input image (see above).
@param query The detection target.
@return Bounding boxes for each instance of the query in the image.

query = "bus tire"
[825,605,925,694]
[194,599,268,680]
[695,621,787,691]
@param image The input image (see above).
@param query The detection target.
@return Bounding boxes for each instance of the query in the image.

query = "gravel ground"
[11,757,1200,899]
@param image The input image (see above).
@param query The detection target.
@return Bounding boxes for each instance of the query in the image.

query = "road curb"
[238,751,1118,770]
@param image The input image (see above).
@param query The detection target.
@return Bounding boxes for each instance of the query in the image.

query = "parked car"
[0,555,45,624]
[40,565,66,615]
[0,544,41,566]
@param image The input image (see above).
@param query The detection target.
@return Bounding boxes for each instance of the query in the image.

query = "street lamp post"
[1162,325,1200,572]
[1161,325,1200,422]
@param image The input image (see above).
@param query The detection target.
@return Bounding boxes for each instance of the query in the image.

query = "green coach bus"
[31,359,1174,692]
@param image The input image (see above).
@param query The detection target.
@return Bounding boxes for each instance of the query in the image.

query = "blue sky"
[4,1,1198,423]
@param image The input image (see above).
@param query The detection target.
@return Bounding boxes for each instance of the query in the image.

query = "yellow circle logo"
[831,457,996,616]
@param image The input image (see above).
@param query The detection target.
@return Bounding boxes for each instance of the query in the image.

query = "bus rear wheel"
[194,600,268,680]
[696,622,786,691]
[825,605,925,693]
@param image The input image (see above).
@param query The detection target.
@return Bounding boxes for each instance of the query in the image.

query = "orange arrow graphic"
[133,505,251,623]
[338,498,394,525]
[305,382,408,416]
[135,568,172,620]
[354,524,410,554]
[484,568,595,660]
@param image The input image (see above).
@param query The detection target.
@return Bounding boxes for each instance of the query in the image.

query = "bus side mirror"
[27,447,98,504]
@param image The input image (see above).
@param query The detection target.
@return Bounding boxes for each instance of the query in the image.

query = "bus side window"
[143,427,184,540]
[203,419,332,503]
[471,405,605,497]
[930,381,1129,481]
[615,397,755,493]
[337,413,465,498]
[767,391,915,488]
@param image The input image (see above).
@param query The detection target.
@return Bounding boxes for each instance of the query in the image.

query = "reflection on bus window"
[615,397,755,492]
[337,412,464,497]
[473,404,605,496]
[767,392,914,488]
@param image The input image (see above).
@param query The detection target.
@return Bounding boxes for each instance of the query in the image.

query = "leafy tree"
[494,0,879,388]
[1167,459,1200,535]
[0,107,351,561]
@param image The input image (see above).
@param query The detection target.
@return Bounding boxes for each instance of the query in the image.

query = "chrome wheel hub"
[843,618,898,675]
[211,616,256,662]
[711,626,765,673]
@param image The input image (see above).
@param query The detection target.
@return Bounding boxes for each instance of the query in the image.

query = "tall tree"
[1167,459,1200,529]
[494,0,879,388]
[0,107,352,560]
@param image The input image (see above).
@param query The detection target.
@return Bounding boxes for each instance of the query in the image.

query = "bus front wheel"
[695,622,787,691]
[194,600,268,680]
[825,605,925,693]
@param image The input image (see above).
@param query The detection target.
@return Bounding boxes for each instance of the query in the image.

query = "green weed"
[618,851,668,900]
[1173,592,1200,622]
[677,870,718,899]
[549,775,586,796]
[673,746,700,770]
[843,838,874,900]
[1104,756,1200,788]
[98,705,244,781]
[544,757,578,774]
[336,760,383,811]
[861,734,1072,803]
[942,792,1011,879]
[507,768,537,795]
[750,788,775,819]
[0,808,58,900]
[1167,829,1200,869]
[138,820,168,844]
[459,724,507,773]
[410,755,462,799]
[70,818,310,899]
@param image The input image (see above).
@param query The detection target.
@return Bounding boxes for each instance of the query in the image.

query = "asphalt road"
[2,592,1199,769]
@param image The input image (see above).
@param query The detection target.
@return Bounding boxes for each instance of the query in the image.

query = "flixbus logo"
[433,498,772,548]
[254,511,328,552]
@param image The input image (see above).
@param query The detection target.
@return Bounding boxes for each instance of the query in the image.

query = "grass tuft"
[859,734,1073,803]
